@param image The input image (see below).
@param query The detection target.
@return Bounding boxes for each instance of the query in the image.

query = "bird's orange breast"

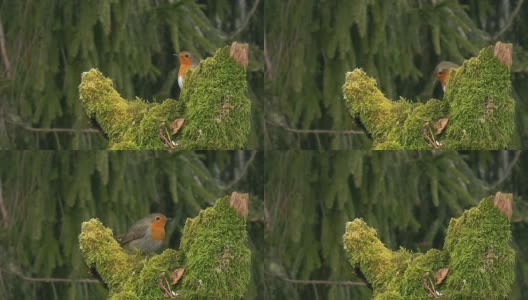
[436,70,450,88]
[178,63,192,77]
[150,222,166,241]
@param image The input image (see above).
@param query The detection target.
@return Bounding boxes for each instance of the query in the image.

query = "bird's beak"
[166,217,173,221]
[173,53,178,56]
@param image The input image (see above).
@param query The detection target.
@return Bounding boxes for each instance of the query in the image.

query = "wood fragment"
[230,42,249,70]
[229,192,249,218]
[493,192,513,220]
[493,42,513,69]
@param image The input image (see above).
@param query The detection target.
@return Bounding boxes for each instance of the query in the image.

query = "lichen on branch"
[79,192,251,299]
[79,42,251,150]
[343,192,515,299]
[343,42,515,150]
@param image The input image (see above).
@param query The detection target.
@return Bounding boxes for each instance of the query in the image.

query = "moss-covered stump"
[79,42,251,150]
[343,42,515,150]
[79,192,251,299]
[343,192,515,299]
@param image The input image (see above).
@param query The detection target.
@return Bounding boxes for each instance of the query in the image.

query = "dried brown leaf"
[434,118,449,135]
[170,118,185,135]
[434,268,449,285]
[170,268,185,285]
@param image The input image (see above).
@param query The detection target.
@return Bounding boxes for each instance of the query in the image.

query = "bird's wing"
[115,220,148,245]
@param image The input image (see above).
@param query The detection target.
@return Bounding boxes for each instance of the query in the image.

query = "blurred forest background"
[265,0,528,149]
[264,150,528,299]
[0,0,263,149]
[0,151,264,299]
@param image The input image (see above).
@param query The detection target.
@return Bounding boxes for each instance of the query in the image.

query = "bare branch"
[23,127,100,133]
[489,151,522,190]
[492,0,525,40]
[224,151,257,190]
[1,268,100,284]
[17,124,99,134]
[278,276,366,287]
[0,179,8,228]
[267,120,366,135]
[264,34,272,79]
[228,0,261,39]
[0,16,12,79]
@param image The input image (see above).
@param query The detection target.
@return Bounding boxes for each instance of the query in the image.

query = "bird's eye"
[156,216,160,221]
[185,54,189,58]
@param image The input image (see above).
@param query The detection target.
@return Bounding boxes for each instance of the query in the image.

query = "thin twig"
[224,151,257,190]
[19,125,99,134]
[0,16,12,79]
[492,0,525,40]
[279,276,367,286]
[0,179,8,228]
[489,151,522,190]
[264,34,272,79]
[1,268,100,284]
[267,120,366,135]
[228,0,261,39]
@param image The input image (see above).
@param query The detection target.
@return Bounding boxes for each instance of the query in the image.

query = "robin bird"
[434,61,459,92]
[177,51,196,89]
[115,213,170,253]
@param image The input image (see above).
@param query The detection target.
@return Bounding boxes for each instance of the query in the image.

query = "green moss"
[444,48,514,149]
[78,219,134,291]
[343,69,413,146]
[179,196,251,299]
[343,219,399,289]
[396,249,447,297]
[79,44,251,150]
[79,195,251,299]
[342,194,515,299]
[372,141,404,150]
[444,196,515,299]
[343,45,514,150]
[400,99,449,149]
[178,46,251,149]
